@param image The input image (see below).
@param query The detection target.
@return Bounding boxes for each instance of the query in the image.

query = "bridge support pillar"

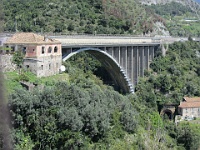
[138,46,144,77]
[133,46,138,85]
[144,46,149,71]
[113,47,120,62]
[127,46,132,82]
[125,46,128,75]
[120,47,126,70]
[161,44,168,56]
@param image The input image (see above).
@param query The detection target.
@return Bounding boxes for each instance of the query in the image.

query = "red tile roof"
[179,97,200,108]
[179,102,200,108]
[183,97,200,102]
[5,32,61,44]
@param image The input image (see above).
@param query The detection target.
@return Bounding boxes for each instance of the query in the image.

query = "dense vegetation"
[139,40,200,105]
[0,0,4,32]
[147,2,200,36]
[1,0,200,36]
[2,0,163,35]
[149,2,193,17]
[1,0,200,149]
[1,40,200,149]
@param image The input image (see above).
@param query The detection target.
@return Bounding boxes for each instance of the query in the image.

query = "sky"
[195,0,200,3]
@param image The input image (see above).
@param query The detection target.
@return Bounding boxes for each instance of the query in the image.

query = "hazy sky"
[195,0,200,3]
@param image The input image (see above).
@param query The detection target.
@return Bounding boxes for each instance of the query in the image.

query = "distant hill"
[143,0,200,37]
[1,0,166,36]
[1,0,200,36]
[140,0,199,5]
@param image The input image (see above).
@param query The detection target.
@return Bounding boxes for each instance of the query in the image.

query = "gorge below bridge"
[52,35,188,93]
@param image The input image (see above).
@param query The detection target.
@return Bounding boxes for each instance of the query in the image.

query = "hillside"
[1,0,200,36]
[140,0,199,6]
[2,40,200,149]
[144,1,200,36]
[2,0,200,149]
[1,0,166,35]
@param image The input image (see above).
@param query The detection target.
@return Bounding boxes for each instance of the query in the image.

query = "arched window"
[48,47,52,53]
[42,46,45,54]
[54,46,58,53]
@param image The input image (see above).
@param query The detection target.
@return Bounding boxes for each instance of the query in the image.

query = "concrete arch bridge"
[53,36,162,93]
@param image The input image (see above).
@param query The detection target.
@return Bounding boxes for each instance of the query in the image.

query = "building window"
[26,65,29,68]
[42,47,45,54]
[23,47,26,54]
[6,46,9,54]
[48,47,52,53]
[41,65,43,70]
[54,46,58,53]
[11,46,15,52]
[49,64,51,70]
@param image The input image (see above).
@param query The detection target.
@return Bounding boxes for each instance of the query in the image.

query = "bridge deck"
[50,35,191,46]
[51,36,162,46]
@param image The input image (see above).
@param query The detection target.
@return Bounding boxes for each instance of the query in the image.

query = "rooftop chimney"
[44,35,48,42]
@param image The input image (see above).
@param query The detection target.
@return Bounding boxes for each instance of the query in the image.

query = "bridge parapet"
[52,36,161,46]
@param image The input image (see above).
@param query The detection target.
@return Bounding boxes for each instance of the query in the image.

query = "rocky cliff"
[139,0,198,5]
[139,0,200,21]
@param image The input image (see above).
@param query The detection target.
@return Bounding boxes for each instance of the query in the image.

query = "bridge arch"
[62,47,134,93]
[160,108,174,120]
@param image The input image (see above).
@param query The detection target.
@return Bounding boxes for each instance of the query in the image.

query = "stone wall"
[180,107,200,118]
[0,54,16,72]
[23,55,62,77]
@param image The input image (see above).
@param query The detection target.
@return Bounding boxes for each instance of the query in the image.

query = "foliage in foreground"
[9,81,139,149]
[2,41,200,149]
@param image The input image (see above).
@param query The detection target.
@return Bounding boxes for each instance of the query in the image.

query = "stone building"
[4,32,62,77]
[0,34,9,46]
[178,97,200,120]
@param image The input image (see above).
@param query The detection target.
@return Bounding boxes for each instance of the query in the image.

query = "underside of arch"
[161,109,173,120]
[62,48,133,94]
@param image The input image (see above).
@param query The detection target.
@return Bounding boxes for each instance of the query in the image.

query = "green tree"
[177,122,200,150]
[12,51,24,74]
[67,22,74,31]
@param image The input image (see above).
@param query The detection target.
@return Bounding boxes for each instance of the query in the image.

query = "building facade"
[4,32,62,77]
[178,97,200,119]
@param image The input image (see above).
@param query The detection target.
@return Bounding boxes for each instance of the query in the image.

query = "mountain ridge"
[1,0,200,36]
[140,0,200,16]
[139,0,199,5]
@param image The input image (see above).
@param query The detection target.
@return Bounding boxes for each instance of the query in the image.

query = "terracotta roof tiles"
[5,32,61,44]
[179,102,200,108]
[183,97,200,102]
[179,97,200,108]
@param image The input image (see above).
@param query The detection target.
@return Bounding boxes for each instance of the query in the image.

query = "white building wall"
[181,107,200,118]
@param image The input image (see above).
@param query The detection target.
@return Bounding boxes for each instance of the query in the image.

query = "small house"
[4,32,62,77]
[178,97,200,120]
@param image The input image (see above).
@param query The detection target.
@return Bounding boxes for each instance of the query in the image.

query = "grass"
[190,118,200,124]
[4,71,69,94]
[40,73,69,83]
[4,71,22,95]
